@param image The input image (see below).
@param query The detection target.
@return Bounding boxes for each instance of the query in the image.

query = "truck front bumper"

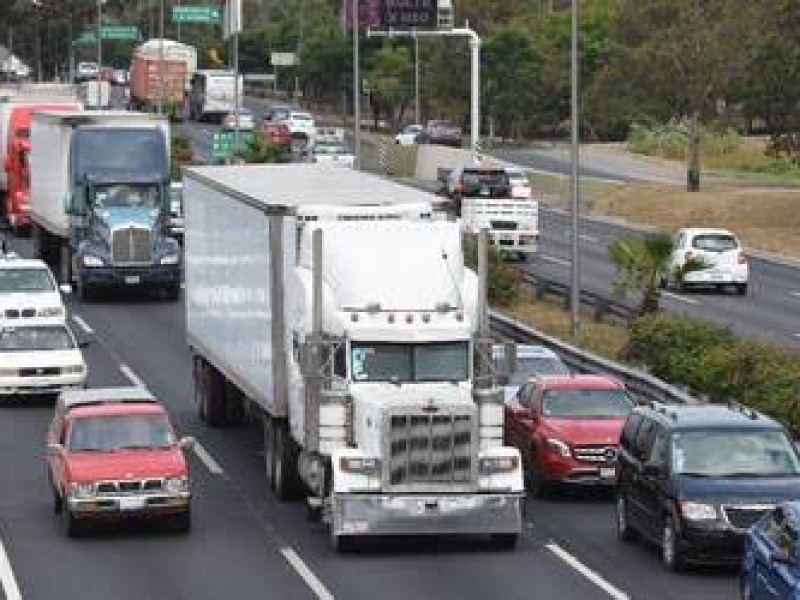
[489,231,538,255]
[331,493,523,537]
[81,265,181,288]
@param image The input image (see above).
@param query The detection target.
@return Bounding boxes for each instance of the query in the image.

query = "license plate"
[119,497,145,511]
[480,187,490,196]
[124,275,140,285]
[600,467,616,479]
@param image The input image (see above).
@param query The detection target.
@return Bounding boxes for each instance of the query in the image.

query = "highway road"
[0,229,738,600]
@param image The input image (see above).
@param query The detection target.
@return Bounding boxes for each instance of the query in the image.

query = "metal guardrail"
[489,310,699,405]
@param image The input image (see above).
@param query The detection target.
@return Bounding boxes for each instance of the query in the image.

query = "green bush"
[170,132,194,181]
[626,314,800,435]
[627,118,742,160]
[463,236,519,308]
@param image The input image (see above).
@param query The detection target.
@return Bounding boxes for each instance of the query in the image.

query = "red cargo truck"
[129,54,188,119]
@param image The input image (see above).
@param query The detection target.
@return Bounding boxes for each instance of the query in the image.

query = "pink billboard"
[341,0,381,30]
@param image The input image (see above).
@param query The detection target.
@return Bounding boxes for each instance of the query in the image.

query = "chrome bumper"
[68,492,190,515]
[331,493,523,537]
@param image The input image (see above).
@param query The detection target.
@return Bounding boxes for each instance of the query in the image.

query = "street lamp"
[157,0,165,116]
[96,0,106,109]
[352,0,361,170]
[569,0,581,342]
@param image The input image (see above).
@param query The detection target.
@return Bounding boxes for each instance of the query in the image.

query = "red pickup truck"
[46,387,194,536]
[505,374,634,497]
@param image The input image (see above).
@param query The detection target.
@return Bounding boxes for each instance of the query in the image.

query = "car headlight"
[479,455,520,474]
[680,501,718,521]
[164,476,189,494]
[38,306,65,318]
[70,481,95,499]
[339,456,381,476]
[83,254,104,267]
[160,254,180,266]
[63,364,85,374]
[546,438,572,458]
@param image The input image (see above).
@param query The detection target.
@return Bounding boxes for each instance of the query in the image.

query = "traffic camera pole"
[352,0,361,170]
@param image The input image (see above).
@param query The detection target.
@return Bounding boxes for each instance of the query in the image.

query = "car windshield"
[351,342,469,383]
[68,414,175,452]
[461,169,510,187]
[672,430,800,478]
[0,267,55,292]
[93,183,160,209]
[541,388,633,418]
[511,357,570,384]
[0,325,74,351]
[292,113,313,122]
[692,234,738,252]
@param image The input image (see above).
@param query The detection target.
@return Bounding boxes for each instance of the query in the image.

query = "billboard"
[380,0,438,28]
[341,0,381,30]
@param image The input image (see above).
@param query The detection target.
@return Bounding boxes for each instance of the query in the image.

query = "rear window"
[461,169,510,187]
[691,234,738,252]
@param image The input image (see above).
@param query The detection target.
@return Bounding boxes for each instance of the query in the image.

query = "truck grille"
[490,220,518,231]
[111,226,151,265]
[19,367,61,377]
[722,505,772,531]
[4,308,36,318]
[573,445,618,464]
[95,479,164,495]
[386,411,474,486]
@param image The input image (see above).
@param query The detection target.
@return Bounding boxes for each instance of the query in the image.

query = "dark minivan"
[615,402,800,571]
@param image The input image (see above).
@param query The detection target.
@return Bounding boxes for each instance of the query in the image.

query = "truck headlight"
[38,306,65,318]
[479,455,520,474]
[63,365,85,374]
[546,438,572,458]
[0,368,17,376]
[680,501,717,521]
[164,476,189,494]
[70,481,95,499]
[339,456,381,476]
[160,254,180,266]
[83,254,104,267]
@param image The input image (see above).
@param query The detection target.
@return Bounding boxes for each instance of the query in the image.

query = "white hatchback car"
[667,228,748,295]
[0,255,66,322]
[0,320,87,397]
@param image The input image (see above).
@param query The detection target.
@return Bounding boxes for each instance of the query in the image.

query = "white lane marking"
[180,282,186,289]
[539,254,571,267]
[0,536,22,600]
[192,442,224,475]
[790,291,800,299]
[280,547,334,600]
[661,290,699,305]
[119,364,146,388]
[71,314,94,335]
[546,542,629,600]
[579,234,599,243]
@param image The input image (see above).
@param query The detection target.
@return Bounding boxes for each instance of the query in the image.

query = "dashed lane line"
[71,314,94,335]
[0,536,22,600]
[280,547,334,600]
[791,291,800,299]
[660,290,699,305]
[546,542,629,600]
[539,254,571,268]
[119,364,146,388]
[192,442,224,475]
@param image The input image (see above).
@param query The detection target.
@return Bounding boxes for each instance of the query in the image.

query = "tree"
[366,42,413,132]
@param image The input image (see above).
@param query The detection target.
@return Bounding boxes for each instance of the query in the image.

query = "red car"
[46,387,194,536]
[505,374,634,496]
[260,120,292,151]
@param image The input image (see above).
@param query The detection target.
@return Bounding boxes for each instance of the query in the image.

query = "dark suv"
[615,402,800,571]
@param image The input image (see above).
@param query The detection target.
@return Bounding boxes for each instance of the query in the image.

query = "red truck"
[0,90,80,233]
[129,53,188,118]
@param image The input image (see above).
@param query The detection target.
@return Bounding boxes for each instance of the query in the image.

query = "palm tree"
[608,232,705,316]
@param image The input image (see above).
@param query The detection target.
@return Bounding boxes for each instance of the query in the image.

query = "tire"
[202,362,227,427]
[164,283,181,302]
[331,531,356,553]
[274,423,303,501]
[62,507,83,538]
[76,274,94,303]
[526,450,550,499]
[169,508,191,534]
[52,486,63,515]
[491,533,519,550]
[615,493,636,542]
[193,355,207,423]
[736,283,747,296]
[263,416,276,490]
[224,383,246,426]
[662,515,686,572]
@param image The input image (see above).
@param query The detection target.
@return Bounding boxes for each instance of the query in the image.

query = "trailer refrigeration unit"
[184,164,523,550]
[29,111,181,301]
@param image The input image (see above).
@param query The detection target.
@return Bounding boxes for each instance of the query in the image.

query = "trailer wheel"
[263,416,276,490]
[331,532,356,553]
[203,363,227,427]
[224,383,245,426]
[274,423,303,501]
[193,355,207,422]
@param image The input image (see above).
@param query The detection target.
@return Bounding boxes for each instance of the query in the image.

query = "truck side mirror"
[66,189,87,217]
[503,342,517,376]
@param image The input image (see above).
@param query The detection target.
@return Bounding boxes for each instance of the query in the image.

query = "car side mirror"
[47,443,64,455]
[179,436,196,450]
[77,337,93,348]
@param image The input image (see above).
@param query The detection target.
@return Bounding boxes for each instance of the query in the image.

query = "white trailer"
[184,164,523,550]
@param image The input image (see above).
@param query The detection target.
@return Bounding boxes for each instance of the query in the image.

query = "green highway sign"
[212,131,255,159]
[73,26,140,45]
[173,5,222,23]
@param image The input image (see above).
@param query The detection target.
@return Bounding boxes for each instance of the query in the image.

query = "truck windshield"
[351,342,469,383]
[73,129,167,179]
[0,326,74,351]
[93,184,160,209]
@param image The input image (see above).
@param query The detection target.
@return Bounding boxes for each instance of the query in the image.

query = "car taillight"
[737,251,747,264]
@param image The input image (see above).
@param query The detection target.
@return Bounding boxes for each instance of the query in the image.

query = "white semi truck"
[184,164,523,550]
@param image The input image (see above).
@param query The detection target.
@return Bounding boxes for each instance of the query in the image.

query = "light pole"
[413,30,420,124]
[569,0,581,342]
[157,0,165,116]
[352,0,361,170]
[96,0,104,109]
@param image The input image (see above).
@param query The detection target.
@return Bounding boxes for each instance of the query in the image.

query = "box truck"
[129,53,188,117]
[29,111,181,301]
[184,164,523,550]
